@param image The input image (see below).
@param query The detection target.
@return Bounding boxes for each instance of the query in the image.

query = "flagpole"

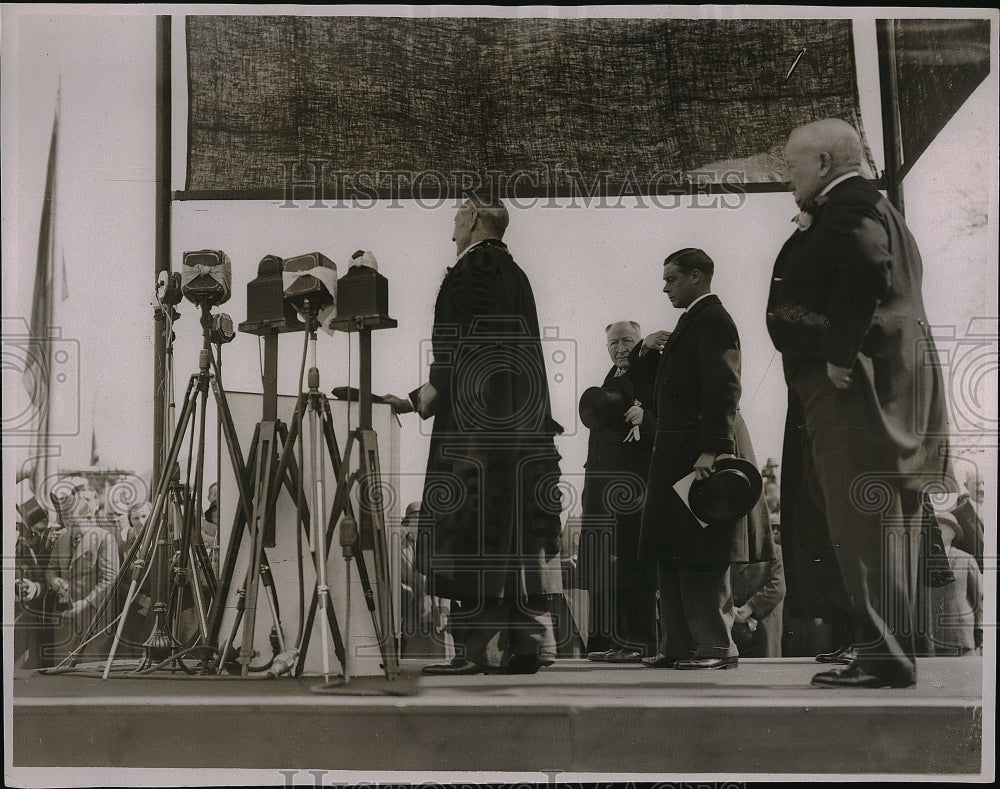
[153,16,172,484]
[25,86,62,501]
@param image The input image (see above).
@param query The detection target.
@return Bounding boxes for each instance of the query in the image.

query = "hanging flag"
[23,91,69,499]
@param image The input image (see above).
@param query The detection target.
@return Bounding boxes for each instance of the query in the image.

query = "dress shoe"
[421,658,498,676]
[641,654,679,669]
[586,648,617,662]
[811,665,916,689]
[815,645,858,665]
[604,648,644,664]
[674,656,738,670]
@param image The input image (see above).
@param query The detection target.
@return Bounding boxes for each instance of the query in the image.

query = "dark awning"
[182,16,877,200]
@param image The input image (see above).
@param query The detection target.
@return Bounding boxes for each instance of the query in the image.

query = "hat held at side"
[688,457,763,524]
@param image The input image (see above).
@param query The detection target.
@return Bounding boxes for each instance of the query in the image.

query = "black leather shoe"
[586,648,616,662]
[605,648,644,664]
[674,656,738,670]
[421,658,497,676]
[811,665,916,689]
[815,645,858,665]
[641,654,679,668]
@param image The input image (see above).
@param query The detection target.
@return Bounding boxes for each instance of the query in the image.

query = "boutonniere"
[793,211,813,231]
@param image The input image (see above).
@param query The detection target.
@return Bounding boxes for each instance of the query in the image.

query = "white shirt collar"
[820,171,861,198]
[684,292,714,313]
[456,237,500,264]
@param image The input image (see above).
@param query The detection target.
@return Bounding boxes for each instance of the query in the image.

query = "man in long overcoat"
[579,321,657,662]
[630,248,774,670]
[389,196,564,676]
[768,118,952,688]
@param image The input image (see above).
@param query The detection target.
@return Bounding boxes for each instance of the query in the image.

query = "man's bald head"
[784,118,863,208]
[788,118,863,170]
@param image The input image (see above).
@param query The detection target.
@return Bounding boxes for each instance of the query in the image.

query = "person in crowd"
[951,466,986,573]
[580,321,657,663]
[45,476,121,662]
[14,496,58,668]
[763,479,781,517]
[767,118,952,688]
[123,500,152,556]
[202,481,220,557]
[630,248,774,670]
[384,195,564,676]
[929,509,983,656]
[731,530,786,658]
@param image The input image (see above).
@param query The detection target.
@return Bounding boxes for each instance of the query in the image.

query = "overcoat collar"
[661,293,720,356]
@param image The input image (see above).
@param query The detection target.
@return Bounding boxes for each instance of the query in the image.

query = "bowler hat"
[579,379,635,430]
[688,457,763,523]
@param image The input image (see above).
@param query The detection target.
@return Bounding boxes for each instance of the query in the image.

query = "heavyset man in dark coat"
[768,118,952,688]
[390,196,564,676]
[579,321,658,662]
[630,248,775,670]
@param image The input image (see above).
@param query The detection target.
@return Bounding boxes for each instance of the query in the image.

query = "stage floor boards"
[11,657,987,778]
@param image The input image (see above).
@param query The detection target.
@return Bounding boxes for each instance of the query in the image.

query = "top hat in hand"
[688,457,763,523]
[16,496,48,530]
[578,378,636,430]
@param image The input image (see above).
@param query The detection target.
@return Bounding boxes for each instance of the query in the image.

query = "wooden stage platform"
[10,657,989,782]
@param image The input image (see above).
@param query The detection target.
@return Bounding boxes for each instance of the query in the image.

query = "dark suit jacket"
[581,364,655,563]
[630,295,774,565]
[766,175,951,617]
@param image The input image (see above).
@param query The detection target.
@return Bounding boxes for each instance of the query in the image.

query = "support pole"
[876,18,906,215]
[153,15,172,483]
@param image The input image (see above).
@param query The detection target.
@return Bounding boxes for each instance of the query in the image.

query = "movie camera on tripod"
[81,249,258,679]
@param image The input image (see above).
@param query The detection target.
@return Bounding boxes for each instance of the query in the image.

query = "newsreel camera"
[283,252,338,331]
[181,249,232,308]
[214,249,399,683]
[182,249,238,345]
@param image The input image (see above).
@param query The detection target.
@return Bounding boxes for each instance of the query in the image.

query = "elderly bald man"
[766,118,951,688]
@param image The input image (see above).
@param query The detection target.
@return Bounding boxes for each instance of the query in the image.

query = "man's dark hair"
[664,247,715,279]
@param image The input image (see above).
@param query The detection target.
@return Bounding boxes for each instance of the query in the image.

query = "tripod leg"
[239,421,278,677]
[216,589,245,675]
[358,429,400,679]
[272,395,311,531]
[210,376,255,524]
[294,446,354,677]
[206,424,260,644]
[294,581,347,676]
[101,375,200,678]
[259,562,286,654]
[194,541,218,597]
[277,421,312,545]
[187,544,211,642]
